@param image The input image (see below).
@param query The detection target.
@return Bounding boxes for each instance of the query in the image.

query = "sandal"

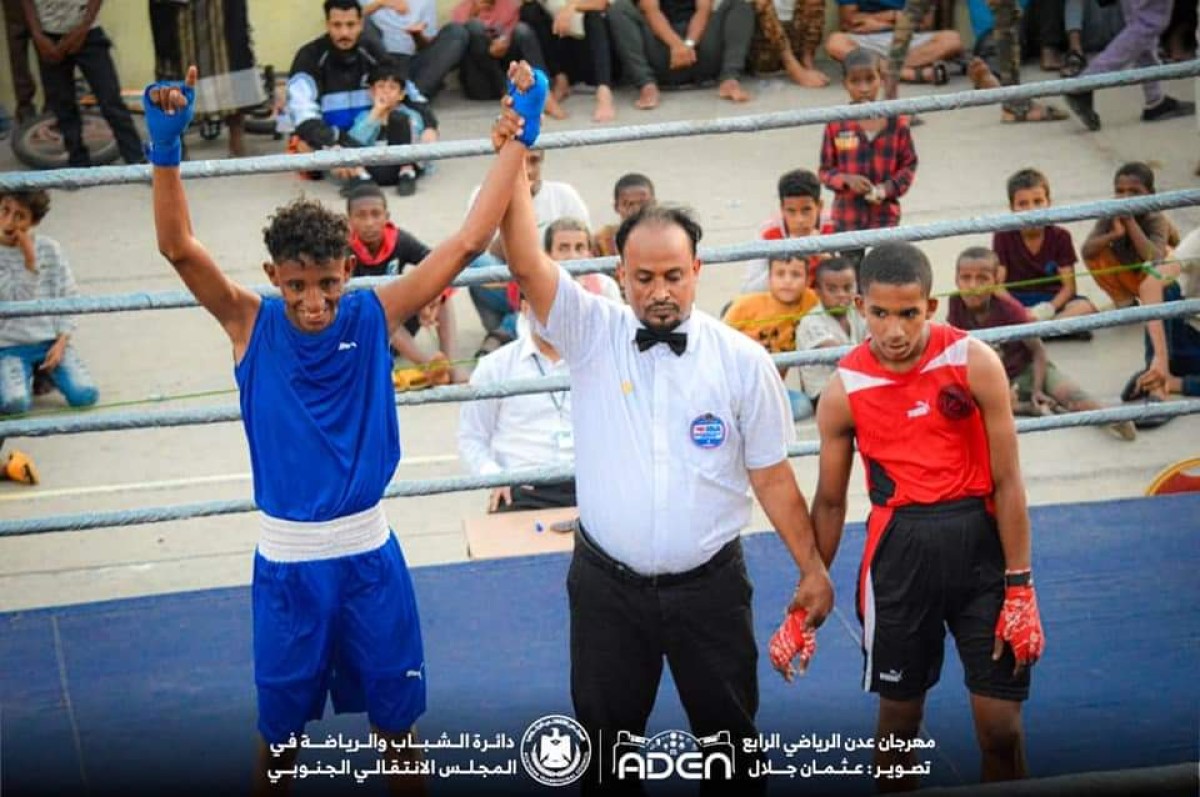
[1120,370,1149,403]
[1061,49,1087,78]
[1002,100,1069,123]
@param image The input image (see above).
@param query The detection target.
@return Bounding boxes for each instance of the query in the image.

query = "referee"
[494,114,834,793]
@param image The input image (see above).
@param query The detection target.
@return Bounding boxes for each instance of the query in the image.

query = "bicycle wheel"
[10,110,121,170]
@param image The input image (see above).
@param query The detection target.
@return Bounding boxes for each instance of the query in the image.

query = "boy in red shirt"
[808,241,1043,790]
[819,49,917,264]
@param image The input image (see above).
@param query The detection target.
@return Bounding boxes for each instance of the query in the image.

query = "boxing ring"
[1,63,1199,796]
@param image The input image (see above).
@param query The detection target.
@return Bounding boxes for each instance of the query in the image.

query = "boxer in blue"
[146,63,548,795]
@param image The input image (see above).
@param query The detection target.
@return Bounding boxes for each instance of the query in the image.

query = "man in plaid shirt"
[819,48,918,248]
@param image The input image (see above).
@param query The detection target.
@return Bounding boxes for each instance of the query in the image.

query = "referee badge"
[690,414,727,449]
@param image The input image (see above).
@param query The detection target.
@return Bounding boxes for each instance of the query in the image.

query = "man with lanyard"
[492,83,835,792]
[810,242,1044,789]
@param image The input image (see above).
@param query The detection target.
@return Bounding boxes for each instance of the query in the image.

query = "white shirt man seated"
[458,307,576,512]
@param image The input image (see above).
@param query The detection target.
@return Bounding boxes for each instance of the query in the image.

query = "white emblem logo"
[520,715,591,787]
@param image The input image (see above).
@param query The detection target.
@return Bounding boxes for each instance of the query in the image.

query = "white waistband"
[257,503,391,563]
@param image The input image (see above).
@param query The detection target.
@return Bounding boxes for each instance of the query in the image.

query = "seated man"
[1128,226,1200,401]
[607,0,755,109]
[459,297,577,512]
[283,0,437,191]
[0,190,98,417]
[825,0,962,83]
[467,148,591,355]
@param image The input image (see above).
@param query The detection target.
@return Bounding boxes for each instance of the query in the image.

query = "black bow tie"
[635,327,687,356]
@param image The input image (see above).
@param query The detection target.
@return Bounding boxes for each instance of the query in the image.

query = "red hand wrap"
[995,584,1045,664]
[769,608,817,678]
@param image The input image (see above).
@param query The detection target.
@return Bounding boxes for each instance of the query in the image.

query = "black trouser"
[459,19,550,100]
[518,3,615,88]
[568,527,765,796]
[1,0,34,113]
[492,479,577,512]
[37,27,144,166]
[349,110,414,186]
[608,0,754,88]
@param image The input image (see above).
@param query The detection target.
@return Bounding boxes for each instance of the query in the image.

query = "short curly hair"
[262,197,349,265]
[1,190,51,222]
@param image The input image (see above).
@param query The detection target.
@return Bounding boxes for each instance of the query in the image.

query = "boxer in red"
[810,241,1044,791]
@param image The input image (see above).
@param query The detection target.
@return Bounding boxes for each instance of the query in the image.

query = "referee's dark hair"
[858,242,934,297]
[615,203,703,258]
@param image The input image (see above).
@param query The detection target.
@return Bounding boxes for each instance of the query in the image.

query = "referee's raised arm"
[497,141,561,327]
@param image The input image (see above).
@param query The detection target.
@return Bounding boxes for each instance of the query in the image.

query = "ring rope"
[2,399,1196,537]
[1,300,1195,439]
[2,190,1197,319]
[1,61,1197,192]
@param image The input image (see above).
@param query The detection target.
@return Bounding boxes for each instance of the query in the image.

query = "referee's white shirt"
[536,265,795,576]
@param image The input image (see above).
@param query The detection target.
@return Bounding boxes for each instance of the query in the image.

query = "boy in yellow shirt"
[724,256,820,418]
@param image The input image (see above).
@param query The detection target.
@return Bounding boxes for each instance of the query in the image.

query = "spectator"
[824,0,962,83]
[458,297,577,512]
[594,172,655,257]
[991,169,1096,331]
[3,0,36,124]
[0,190,98,417]
[450,0,566,118]
[748,0,829,87]
[345,59,438,196]
[543,217,623,302]
[607,0,755,109]
[22,0,144,167]
[1064,0,1195,131]
[284,0,436,192]
[819,49,918,264]
[467,148,591,355]
[149,0,266,158]
[743,167,831,293]
[1128,226,1199,401]
[796,256,867,410]
[360,0,470,100]
[345,184,465,382]
[949,246,1135,440]
[519,0,617,121]
[723,255,820,419]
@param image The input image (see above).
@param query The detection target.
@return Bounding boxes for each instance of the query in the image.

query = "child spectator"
[744,168,832,293]
[1128,226,1199,401]
[345,184,464,383]
[819,48,917,264]
[0,190,98,417]
[992,169,1097,327]
[949,246,1135,441]
[345,59,439,196]
[594,173,655,258]
[796,256,867,409]
[1082,162,1181,403]
[724,255,820,419]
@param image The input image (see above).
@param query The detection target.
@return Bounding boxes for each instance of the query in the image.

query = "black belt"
[887,496,988,518]
[576,523,742,589]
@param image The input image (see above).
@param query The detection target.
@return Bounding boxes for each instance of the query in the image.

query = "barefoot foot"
[593,85,616,122]
[718,78,750,103]
[634,83,660,110]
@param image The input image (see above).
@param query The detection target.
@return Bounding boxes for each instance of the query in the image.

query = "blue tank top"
[235,291,400,522]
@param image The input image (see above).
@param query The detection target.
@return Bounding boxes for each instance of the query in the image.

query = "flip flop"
[1120,369,1149,403]
[1002,101,1069,123]
[1134,396,1174,430]
[392,368,431,392]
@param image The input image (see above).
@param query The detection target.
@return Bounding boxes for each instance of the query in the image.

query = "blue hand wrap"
[506,68,549,148]
[142,82,195,167]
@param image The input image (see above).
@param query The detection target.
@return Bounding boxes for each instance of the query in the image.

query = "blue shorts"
[252,534,426,744]
[1010,290,1091,308]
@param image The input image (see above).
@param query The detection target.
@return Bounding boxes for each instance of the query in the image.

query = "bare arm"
[968,339,1031,573]
[811,375,856,568]
[685,0,713,44]
[1080,219,1122,260]
[1050,266,1076,310]
[374,137,527,331]
[1123,215,1164,263]
[150,72,260,358]
[1137,274,1170,367]
[639,0,686,47]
